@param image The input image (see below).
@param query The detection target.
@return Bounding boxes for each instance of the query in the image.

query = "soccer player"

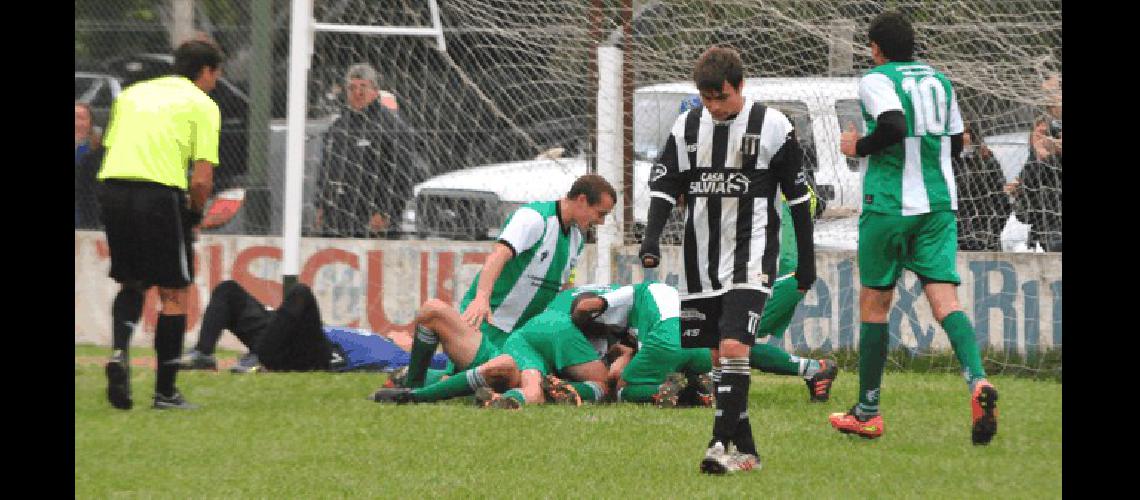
[831,11,998,445]
[401,174,616,388]
[96,40,225,410]
[173,280,449,373]
[639,46,817,474]
[371,287,614,407]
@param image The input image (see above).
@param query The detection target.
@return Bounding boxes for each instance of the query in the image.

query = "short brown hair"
[694,46,743,92]
[567,174,616,206]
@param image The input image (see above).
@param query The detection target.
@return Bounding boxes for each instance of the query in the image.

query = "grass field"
[75,344,1061,498]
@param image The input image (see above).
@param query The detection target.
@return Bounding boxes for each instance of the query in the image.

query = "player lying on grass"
[174,280,449,373]
[370,287,616,408]
[573,281,838,408]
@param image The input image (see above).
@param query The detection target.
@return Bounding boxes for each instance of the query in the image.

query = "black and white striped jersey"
[648,98,810,299]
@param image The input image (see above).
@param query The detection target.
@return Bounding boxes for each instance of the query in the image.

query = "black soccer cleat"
[971,381,999,445]
[152,391,199,410]
[171,350,218,371]
[105,354,133,410]
[371,387,414,405]
[806,359,839,403]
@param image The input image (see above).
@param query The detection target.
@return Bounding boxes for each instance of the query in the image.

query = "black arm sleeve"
[641,131,685,266]
[855,110,907,157]
[788,201,816,290]
[770,131,816,289]
[950,133,963,160]
[638,197,674,264]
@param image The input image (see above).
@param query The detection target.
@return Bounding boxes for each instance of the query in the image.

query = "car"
[74,71,122,131]
[404,77,865,241]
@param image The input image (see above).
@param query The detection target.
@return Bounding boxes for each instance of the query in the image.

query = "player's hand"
[461,296,492,330]
[840,123,861,158]
[639,239,661,268]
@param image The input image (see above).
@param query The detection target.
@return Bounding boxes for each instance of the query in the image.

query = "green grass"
[75,345,1061,499]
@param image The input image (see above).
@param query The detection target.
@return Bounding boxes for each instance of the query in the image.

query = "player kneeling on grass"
[371,290,611,408]
[574,281,838,409]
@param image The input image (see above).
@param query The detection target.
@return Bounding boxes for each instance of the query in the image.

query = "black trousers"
[197,280,332,371]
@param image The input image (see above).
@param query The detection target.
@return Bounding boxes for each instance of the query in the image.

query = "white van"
[404,77,864,240]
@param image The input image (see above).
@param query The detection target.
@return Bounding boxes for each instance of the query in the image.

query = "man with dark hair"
[835,11,998,445]
[96,39,225,410]
[313,62,428,238]
[639,45,817,474]
[954,124,1011,251]
[400,174,615,390]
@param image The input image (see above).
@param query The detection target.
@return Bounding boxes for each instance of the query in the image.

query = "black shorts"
[680,288,769,349]
[256,284,333,372]
[98,180,194,288]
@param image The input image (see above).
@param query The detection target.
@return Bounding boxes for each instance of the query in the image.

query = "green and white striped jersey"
[460,201,585,333]
[596,281,681,344]
[859,61,964,216]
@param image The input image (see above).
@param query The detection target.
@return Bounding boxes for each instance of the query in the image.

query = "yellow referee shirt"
[98,76,221,190]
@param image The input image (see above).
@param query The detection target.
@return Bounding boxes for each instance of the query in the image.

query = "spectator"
[75,102,103,229]
[1010,115,1062,252]
[312,63,427,238]
[953,124,1011,251]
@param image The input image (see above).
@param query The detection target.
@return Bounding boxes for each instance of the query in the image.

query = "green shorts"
[502,310,600,377]
[858,211,961,288]
[757,275,805,338]
[443,323,504,375]
[621,318,690,386]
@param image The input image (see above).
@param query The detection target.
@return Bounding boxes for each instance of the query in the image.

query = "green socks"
[749,343,802,376]
[411,367,486,403]
[569,381,603,403]
[942,311,988,386]
[502,389,527,405]
[617,384,661,403]
[405,325,439,388]
[857,322,889,416]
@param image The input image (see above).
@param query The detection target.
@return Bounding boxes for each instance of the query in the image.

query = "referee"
[97,40,224,410]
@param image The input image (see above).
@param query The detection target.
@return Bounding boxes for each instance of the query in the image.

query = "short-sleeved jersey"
[648,98,811,299]
[596,281,681,346]
[98,76,222,190]
[859,62,964,216]
[460,201,585,333]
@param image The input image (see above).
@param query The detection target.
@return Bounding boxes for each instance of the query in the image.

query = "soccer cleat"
[693,372,715,407]
[383,366,409,388]
[970,381,999,445]
[540,375,582,406]
[806,359,839,403]
[152,391,199,410]
[829,406,884,439]
[473,387,498,408]
[651,373,687,408]
[371,387,414,405]
[173,350,218,371]
[489,395,522,410]
[699,441,732,475]
[105,354,133,410]
[725,445,762,473]
[229,353,262,374]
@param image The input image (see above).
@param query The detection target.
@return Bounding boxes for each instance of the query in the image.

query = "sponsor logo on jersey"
[741,134,761,156]
[689,172,750,195]
[682,328,702,337]
[680,308,706,321]
[540,250,549,262]
[650,163,668,182]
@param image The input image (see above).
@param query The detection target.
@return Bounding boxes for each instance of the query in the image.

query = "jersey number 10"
[900,76,948,136]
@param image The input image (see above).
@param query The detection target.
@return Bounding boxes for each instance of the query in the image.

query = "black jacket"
[314,101,428,237]
[1015,153,1062,251]
[953,150,1010,251]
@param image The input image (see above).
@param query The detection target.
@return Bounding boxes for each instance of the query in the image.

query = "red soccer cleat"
[971,380,999,445]
[829,406,885,439]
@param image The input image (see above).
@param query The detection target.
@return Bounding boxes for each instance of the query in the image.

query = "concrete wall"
[75,231,1059,354]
